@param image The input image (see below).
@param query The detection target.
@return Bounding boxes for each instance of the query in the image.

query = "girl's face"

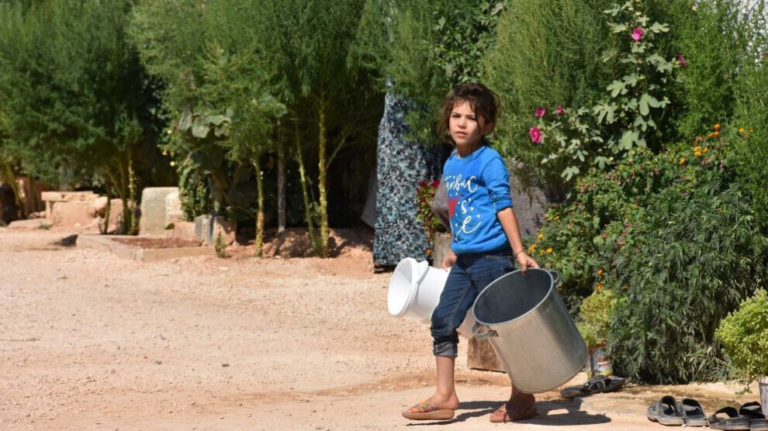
[449,100,493,156]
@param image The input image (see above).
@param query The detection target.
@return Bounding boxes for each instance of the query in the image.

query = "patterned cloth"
[373,93,448,268]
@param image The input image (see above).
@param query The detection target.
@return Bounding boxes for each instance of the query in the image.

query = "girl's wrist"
[514,250,526,257]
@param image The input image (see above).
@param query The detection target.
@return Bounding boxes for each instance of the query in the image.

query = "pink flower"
[631,27,644,41]
[555,105,564,115]
[529,127,542,144]
[535,107,547,118]
[677,53,688,68]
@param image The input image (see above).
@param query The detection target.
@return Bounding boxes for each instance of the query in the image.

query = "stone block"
[50,200,94,228]
[194,214,212,242]
[164,190,185,227]
[165,221,197,242]
[139,187,178,237]
[212,216,236,246]
[193,214,235,245]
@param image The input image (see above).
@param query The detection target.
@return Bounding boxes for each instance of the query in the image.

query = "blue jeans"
[431,251,516,357]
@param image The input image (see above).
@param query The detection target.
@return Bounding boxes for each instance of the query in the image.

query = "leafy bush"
[577,288,621,347]
[717,290,768,383]
[415,180,446,244]
[731,42,768,223]
[674,0,765,139]
[607,158,768,383]
[531,141,708,309]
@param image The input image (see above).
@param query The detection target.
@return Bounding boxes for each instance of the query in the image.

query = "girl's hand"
[442,249,457,270]
[515,251,539,274]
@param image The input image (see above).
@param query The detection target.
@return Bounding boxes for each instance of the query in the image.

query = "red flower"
[535,107,547,118]
[677,53,688,68]
[529,127,542,144]
[555,105,564,115]
[631,27,644,42]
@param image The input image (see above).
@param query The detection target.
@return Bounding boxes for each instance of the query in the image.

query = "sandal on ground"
[681,398,708,427]
[561,375,626,399]
[708,406,750,431]
[740,402,766,420]
[489,401,536,423]
[401,400,455,421]
[647,395,685,426]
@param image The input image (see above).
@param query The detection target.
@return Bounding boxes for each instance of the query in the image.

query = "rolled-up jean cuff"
[433,340,458,357]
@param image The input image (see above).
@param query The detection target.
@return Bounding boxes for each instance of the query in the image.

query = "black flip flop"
[647,395,685,426]
[708,406,751,431]
[560,375,626,399]
[681,398,708,427]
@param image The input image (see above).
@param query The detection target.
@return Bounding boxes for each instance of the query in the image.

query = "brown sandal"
[489,402,537,423]
[401,400,455,421]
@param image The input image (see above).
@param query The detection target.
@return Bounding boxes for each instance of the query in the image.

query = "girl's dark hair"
[437,82,500,144]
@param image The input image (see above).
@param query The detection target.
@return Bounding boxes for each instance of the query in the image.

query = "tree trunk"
[294,118,321,256]
[253,155,265,257]
[276,122,286,234]
[317,98,329,258]
[127,156,138,235]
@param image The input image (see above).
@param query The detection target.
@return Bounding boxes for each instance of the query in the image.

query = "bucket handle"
[547,269,562,287]
[472,322,498,340]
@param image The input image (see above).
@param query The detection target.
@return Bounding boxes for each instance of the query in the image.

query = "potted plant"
[716,289,768,415]
[577,288,619,379]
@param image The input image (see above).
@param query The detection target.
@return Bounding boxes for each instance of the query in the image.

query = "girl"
[402,83,539,423]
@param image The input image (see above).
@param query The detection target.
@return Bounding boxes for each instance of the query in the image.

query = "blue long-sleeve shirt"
[442,145,513,254]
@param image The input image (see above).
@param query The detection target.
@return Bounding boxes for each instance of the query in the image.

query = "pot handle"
[472,322,498,340]
[547,269,562,287]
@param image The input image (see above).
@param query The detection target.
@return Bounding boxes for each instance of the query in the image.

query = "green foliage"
[717,290,768,382]
[415,179,446,244]
[577,288,621,347]
[674,0,766,138]
[215,232,228,258]
[484,0,614,197]
[606,158,768,383]
[730,18,768,224]
[531,141,713,308]
[0,0,162,211]
[354,0,506,142]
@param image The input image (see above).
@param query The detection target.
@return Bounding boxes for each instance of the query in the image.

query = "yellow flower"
[546,248,553,254]
[597,283,604,292]
[693,145,701,152]
[694,150,702,157]
[679,157,687,165]
[713,124,721,130]
[537,233,544,241]
[170,161,176,167]
[597,269,604,277]
[702,147,708,154]
[738,128,745,134]
[528,244,538,253]
[166,129,172,135]
[708,131,719,138]
[554,216,560,221]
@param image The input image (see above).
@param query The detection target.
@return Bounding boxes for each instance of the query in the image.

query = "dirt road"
[0,229,759,430]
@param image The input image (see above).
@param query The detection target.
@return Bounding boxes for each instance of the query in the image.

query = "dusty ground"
[0,227,762,430]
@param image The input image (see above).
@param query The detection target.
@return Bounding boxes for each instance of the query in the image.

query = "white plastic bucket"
[387,258,448,321]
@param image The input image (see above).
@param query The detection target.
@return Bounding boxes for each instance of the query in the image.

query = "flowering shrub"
[532,127,768,383]
[416,180,447,245]
[526,0,679,187]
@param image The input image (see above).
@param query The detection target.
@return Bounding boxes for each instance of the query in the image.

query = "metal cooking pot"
[471,268,587,394]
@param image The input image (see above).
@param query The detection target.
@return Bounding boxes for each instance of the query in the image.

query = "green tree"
[257,0,381,257]
[354,0,506,143]
[0,0,162,233]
